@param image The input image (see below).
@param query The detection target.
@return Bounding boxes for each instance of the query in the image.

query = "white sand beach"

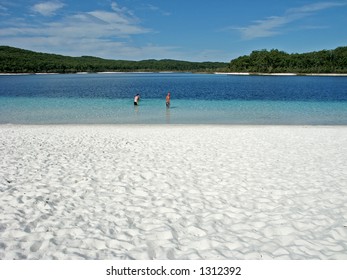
[214,72,347,76]
[0,125,346,260]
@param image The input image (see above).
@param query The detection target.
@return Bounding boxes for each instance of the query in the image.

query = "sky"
[0,0,347,62]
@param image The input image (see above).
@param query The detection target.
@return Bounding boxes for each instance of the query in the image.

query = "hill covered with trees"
[0,46,228,73]
[229,47,347,74]
[1,46,347,74]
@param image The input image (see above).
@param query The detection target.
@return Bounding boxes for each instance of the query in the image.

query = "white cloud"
[0,5,8,11]
[88,11,132,26]
[236,16,292,40]
[111,2,133,16]
[287,2,346,14]
[0,5,8,16]
[0,34,183,60]
[32,1,65,17]
[231,1,347,40]
[3,2,151,39]
[0,2,183,60]
[144,4,171,16]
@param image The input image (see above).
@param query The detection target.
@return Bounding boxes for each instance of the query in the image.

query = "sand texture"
[0,125,347,259]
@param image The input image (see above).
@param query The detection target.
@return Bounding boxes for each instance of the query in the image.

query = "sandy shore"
[0,125,347,260]
[215,72,347,76]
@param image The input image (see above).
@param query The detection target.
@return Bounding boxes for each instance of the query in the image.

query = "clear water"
[1,73,347,124]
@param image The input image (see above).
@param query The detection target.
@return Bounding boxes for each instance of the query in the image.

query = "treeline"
[2,45,347,74]
[0,46,228,73]
[229,47,347,73]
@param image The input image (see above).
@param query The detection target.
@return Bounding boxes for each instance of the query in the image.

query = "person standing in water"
[166,92,171,108]
[134,93,140,106]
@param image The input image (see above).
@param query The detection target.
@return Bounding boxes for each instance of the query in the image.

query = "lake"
[0,73,347,124]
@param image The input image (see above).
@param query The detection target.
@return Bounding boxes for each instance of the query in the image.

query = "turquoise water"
[1,97,346,124]
[1,73,347,124]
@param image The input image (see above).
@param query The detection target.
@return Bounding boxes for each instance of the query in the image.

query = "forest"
[1,45,347,74]
[0,46,227,73]
[229,47,347,74]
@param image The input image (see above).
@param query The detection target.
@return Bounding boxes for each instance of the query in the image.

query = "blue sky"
[1,0,346,61]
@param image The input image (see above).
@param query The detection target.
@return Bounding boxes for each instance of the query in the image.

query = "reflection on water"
[133,104,139,123]
[166,107,170,124]
[134,104,139,114]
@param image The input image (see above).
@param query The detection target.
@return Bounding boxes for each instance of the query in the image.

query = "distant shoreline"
[2,71,347,76]
[0,71,175,76]
[215,72,347,77]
